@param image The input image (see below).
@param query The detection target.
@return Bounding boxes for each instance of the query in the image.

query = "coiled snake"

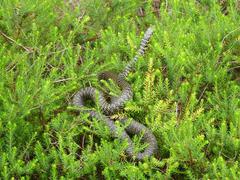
[73,27,158,161]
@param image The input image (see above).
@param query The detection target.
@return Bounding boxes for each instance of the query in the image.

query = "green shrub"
[0,0,239,179]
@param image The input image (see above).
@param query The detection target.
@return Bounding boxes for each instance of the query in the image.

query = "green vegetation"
[0,0,239,179]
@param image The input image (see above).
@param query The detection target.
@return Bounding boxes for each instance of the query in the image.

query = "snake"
[73,27,158,161]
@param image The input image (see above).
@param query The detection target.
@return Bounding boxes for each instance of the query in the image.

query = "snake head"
[98,71,118,81]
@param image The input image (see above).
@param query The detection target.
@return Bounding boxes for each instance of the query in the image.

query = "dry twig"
[0,30,33,53]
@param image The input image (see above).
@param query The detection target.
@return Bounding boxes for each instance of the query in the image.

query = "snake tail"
[119,27,154,79]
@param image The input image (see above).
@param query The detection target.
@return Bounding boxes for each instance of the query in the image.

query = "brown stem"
[0,30,33,53]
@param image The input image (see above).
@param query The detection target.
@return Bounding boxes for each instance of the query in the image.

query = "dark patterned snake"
[73,27,158,161]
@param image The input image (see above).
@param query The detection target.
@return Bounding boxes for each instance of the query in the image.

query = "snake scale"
[73,27,158,161]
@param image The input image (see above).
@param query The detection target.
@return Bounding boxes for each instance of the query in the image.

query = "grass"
[0,0,239,179]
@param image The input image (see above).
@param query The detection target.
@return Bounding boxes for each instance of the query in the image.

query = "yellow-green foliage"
[0,0,239,179]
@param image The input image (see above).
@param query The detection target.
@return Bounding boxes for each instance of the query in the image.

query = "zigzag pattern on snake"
[73,27,158,161]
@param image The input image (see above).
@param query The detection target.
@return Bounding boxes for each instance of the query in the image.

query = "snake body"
[73,28,158,160]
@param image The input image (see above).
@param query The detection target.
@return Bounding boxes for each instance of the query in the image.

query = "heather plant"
[0,0,239,179]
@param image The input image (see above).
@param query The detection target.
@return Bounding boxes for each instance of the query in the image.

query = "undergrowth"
[0,0,239,179]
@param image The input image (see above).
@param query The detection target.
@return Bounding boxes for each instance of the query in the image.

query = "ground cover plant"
[0,0,239,179]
